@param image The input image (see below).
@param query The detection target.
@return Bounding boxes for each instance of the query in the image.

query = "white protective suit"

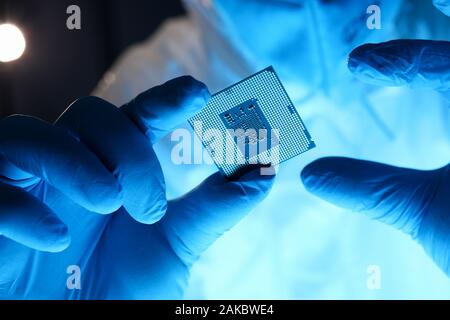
[94,0,450,298]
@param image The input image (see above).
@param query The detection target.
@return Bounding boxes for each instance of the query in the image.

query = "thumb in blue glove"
[348,0,450,101]
[302,158,450,275]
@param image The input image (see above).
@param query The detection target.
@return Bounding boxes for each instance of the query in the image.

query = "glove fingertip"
[232,166,277,200]
[433,0,450,16]
[348,43,399,86]
[300,157,347,194]
[300,163,316,191]
[128,195,168,225]
[300,162,327,193]
[43,227,71,253]
[170,75,211,115]
[24,213,71,253]
[348,43,374,70]
[80,177,124,214]
[178,75,211,98]
[239,167,276,184]
[37,209,71,251]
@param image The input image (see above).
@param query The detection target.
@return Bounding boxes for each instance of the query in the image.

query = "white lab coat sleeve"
[92,16,205,107]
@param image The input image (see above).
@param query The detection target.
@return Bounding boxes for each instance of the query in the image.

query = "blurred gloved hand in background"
[0,76,274,299]
[302,0,450,277]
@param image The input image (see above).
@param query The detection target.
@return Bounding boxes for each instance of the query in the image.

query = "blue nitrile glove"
[301,0,450,277]
[0,76,275,299]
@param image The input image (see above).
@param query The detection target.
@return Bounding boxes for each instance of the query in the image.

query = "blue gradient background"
[150,0,450,299]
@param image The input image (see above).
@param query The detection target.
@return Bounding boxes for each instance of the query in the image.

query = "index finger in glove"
[56,97,166,224]
[0,115,123,214]
[348,40,450,100]
[121,76,211,144]
[433,0,450,16]
[0,181,70,252]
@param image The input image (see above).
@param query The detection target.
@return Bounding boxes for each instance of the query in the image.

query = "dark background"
[0,0,185,121]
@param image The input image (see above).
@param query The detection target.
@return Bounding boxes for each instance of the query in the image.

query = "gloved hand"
[0,76,275,299]
[301,0,450,277]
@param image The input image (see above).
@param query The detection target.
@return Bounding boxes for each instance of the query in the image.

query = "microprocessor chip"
[189,66,315,178]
